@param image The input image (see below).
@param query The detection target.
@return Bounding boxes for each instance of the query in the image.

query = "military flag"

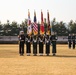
[47,10,51,35]
[40,10,44,35]
[33,11,38,35]
[27,10,32,35]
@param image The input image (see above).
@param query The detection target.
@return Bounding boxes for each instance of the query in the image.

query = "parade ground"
[0,44,76,75]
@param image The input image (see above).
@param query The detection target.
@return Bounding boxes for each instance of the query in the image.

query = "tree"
[20,19,28,34]
[0,18,76,36]
[0,21,4,36]
[68,20,76,33]
[11,21,18,36]
[52,21,68,36]
[3,20,11,36]
[0,21,3,30]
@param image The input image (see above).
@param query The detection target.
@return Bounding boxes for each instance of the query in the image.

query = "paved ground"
[0,44,76,75]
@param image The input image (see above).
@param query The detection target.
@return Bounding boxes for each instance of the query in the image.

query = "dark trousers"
[39,42,43,53]
[68,41,71,48]
[52,41,56,54]
[26,43,31,53]
[33,43,37,54]
[46,44,50,54]
[73,41,75,49]
[19,42,24,54]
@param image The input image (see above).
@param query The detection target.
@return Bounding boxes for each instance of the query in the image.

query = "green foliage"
[68,20,76,33]
[0,18,76,36]
[52,21,68,36]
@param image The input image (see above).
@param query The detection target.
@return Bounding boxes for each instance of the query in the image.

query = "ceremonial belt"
[20,40,24,42]
[52,40,56,41]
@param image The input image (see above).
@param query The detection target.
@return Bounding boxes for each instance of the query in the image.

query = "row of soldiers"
[67,34,76,49]
[18,31,57,56]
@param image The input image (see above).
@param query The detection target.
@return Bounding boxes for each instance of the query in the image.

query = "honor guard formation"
[18,31,76,56]
[18,31,58,56]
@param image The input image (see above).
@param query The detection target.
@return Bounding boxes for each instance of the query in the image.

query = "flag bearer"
[33,35,38,56]
[39,35,44,56]
[26,34,32,56]
[45,34,50,56]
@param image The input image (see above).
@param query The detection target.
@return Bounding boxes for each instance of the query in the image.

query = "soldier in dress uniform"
[18,31,25,56]
[50,32,57,56]
[39,35,44,56]
[45,34,50,56]
[72,34,76,49]
[68,34,72,49]
[33,35,38,56]
[26,34,32,56]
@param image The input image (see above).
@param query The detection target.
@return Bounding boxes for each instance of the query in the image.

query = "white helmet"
[19,31,24,35]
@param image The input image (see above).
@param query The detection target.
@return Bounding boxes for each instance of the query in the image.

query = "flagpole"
[51,20,54,35]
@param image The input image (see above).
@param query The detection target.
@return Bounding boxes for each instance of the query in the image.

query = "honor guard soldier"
[45,34,50,56]
[50,32,57,56]
[39,35,44,56]
[26,35,32,56]
[68,34,72,49]
[72,34,76,49]
[18,31,25,56]
[33,35,38,56]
